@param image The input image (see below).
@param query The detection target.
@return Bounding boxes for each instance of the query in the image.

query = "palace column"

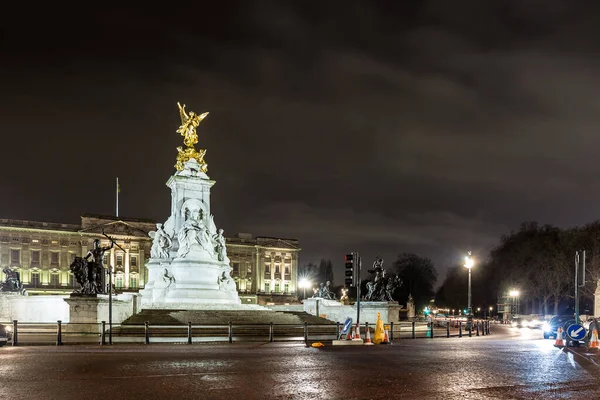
[125,248,130,288]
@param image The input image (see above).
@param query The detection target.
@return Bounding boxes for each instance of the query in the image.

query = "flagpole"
[116,177,119,217]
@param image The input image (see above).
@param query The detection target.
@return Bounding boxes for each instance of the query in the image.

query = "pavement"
[2,323,600,399]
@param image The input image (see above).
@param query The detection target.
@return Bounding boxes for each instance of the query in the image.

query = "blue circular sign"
[566,323,586,341]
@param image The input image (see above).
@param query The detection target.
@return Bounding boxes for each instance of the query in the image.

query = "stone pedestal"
[64,296,108,333]
[303,298,402,324]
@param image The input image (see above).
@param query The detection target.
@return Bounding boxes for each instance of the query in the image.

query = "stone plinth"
[64,296,107,333]
[63,294,139,333]
[303,298,402,325]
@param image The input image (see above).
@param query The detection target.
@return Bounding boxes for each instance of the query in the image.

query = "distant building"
[0,214,301,304]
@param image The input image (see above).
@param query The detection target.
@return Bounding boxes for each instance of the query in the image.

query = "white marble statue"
[213,228,227,262]
[218,268,236,292]
[176,202,216,258]
[149,223,172,259]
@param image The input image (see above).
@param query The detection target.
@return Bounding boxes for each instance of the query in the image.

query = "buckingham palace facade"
[0,214,300,304]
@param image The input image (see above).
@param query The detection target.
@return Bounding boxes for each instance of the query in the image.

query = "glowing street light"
[464,251,474,329]
[299,279,311,299]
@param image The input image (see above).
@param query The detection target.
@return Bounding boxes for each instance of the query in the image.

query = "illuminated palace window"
[50,252,59,266]
[275,265,280,274]
[131,256,137,267]
[264,282,270,293]
[284,283,289,294]
[50,272,59,287]
[115,273,124,289]
[31,251,40,266]
[274,283,280,293]
[129,275,138,289]
[31,271,40,287]
[10,249,20,265]
[232,262,239,276]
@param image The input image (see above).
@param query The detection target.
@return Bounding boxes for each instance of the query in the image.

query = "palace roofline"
[0,216,300,246]
[81,213,156,224]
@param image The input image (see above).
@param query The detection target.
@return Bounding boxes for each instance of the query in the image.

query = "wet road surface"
[1,325,599,399]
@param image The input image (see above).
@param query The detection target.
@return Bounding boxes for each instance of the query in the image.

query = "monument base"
[140,256,241,309]
[304,298,402,324]
[63,293,139,333]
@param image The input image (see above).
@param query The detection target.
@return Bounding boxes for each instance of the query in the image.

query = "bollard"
[390,322,394,341]
[429,322,434,338]
[487,321,491,335]
[476,321,480,336]
[144,321,150,344]
[336,322,340,339]
[12,320,18,346]
[412,321,416,339]
[459,321,462,338]
[228,322,233,344]
[57,320,63,346]
[446,321,450,338]
[468,322,472,338]
[101,321,106,345]
[269,322,274,343]
[187,322,192,344]
[304,322,308,345]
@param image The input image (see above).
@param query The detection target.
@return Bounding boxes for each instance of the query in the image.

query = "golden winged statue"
[177,102,209,147]
[175,102,210,172]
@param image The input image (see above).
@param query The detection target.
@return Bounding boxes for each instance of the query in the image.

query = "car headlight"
[4,325,12,332]
[542,323,550,332]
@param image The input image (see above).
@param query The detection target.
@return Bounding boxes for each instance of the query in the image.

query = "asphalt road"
[1,325,599,400]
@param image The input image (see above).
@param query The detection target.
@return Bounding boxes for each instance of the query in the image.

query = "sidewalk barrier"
[554,326,564,348]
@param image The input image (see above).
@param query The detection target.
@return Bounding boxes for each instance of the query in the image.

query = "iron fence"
[0,319,492,346]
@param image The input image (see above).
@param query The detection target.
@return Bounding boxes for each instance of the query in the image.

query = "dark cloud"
[1,1,600,282]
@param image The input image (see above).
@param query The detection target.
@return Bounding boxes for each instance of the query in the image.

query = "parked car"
[0,324,12,347]
[542,315,577,339]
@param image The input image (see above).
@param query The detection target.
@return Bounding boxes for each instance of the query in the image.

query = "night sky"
[2,2,600,282]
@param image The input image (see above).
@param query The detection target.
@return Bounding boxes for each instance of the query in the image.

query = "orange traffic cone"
[348,326,354,340]
[554,326,564,347]
[381,327,390,345]
[364,328,373,345]
[589,329,599,349]
[354,324,361,340]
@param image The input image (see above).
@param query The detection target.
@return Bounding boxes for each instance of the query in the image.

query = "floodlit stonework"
[0,215,300,304]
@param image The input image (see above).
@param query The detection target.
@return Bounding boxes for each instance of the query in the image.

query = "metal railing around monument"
[1,319,492,346]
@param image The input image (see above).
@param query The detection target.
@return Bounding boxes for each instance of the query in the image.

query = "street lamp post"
[509,290,519,316]
[464,252,474,329]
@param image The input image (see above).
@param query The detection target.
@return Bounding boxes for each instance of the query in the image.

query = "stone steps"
[113,309,337,337]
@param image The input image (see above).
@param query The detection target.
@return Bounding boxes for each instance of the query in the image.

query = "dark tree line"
[436,221,600,315]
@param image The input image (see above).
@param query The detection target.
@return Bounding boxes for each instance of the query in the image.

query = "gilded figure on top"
[177,102,209,147]
[174,102,210,172]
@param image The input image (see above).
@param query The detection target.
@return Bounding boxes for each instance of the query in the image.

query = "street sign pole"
[575,250,586,325]
[356,254,361,325]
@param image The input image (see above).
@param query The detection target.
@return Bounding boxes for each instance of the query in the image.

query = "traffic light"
[345,253,355,286]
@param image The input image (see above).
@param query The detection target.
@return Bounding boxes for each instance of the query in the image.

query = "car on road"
[542,315,577,339]
[0,323,12,347]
